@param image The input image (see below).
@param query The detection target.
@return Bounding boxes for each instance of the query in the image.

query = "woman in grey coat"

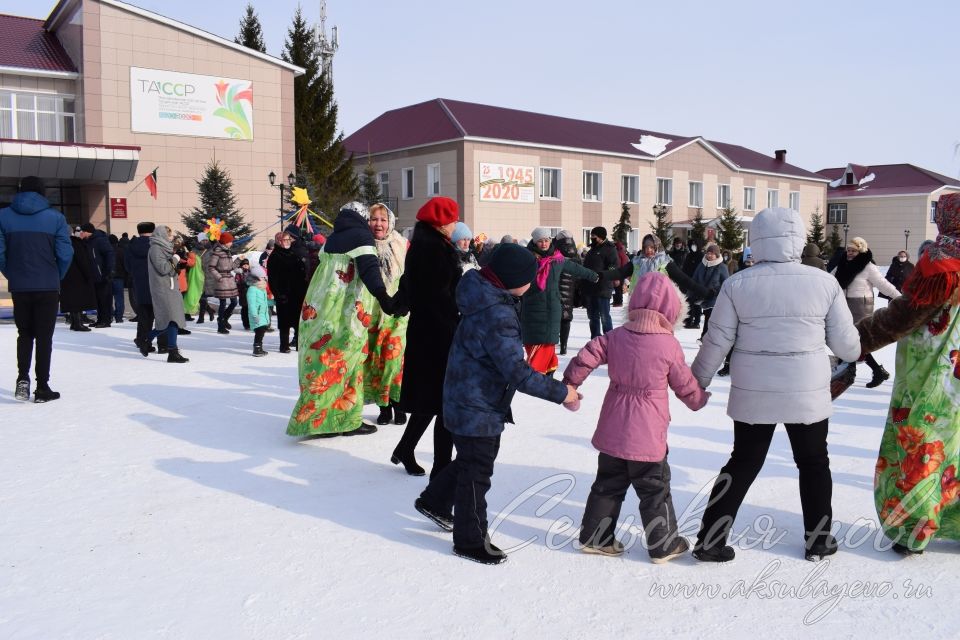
[690,207,860,563]
[142,225,189,363]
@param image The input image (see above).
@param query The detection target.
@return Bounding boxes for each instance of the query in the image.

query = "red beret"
[416,196,459,227]
[219,232,234,244]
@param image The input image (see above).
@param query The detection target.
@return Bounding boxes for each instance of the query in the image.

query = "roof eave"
[0,65,78,79]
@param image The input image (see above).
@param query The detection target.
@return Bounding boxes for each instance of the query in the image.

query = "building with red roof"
[816,163,960,261]
[344,98,829,249]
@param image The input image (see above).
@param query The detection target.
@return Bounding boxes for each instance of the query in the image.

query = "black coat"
[882,257,914,298]
[87,229,115,283]
[582,240,619,298]
[267,245,308,311]
[125,235,152,304]
[398,221,462,415]
[60,236,97,311]
[556,236,581,320]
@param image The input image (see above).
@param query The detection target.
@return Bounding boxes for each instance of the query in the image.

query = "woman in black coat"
[267,231,308,352]
[60,235,97,331]
[392,197,462,478]
[554,230,581,355]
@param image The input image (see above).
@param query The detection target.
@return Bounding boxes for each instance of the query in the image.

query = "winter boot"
[414,497,453,531]
[391,400,407,426]
[70,313,91,332]
[166,349,190,363]
[137,340,152,357]
[692,544,736,563]
[453,538,508,565]
[253,345,267,357]
[650,537,690,564]
[342,423,377,436]
[581,539,626,557]
[177,327,192,335]
[33,384,61,403]
[716,364,730,377]
[391,450,426,476]
[14,379,30,402]
[892,542,923,556]
[217,320,230,335]
[805,535,839,562]
[865,366,890,389]
[376,405,393,425]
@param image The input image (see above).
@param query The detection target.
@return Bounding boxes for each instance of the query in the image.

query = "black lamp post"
[268,171,296,227]
[904,228,910,251]
[843,224,850,247]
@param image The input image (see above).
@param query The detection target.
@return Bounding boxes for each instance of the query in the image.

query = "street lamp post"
[904,229,910,252]
[843,224,850,247]
[268,171,296,228]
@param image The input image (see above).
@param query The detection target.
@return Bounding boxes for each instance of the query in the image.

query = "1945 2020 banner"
[130,67,254,141]
[479,163,535,203]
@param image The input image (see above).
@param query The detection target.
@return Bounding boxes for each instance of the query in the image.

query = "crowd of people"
[3,174,959,567]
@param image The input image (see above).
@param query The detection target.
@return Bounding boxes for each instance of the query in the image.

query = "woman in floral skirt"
[856,192,960,554]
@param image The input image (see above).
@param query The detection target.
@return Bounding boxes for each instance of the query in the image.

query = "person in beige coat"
[832,236,900,387]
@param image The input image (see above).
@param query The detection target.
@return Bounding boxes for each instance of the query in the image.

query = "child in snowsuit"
[246,265,269,357]
[414,243,579,565]
[563,272,709,563]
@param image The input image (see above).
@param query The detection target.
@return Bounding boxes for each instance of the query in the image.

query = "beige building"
[817,163,960,262]
[344,99,829,251]
[1,0,302,239]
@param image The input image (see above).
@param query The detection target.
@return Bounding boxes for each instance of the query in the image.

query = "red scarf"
[534,249,564,291]
[480,266,506,289]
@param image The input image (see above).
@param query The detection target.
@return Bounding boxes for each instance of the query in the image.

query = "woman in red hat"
[391,196,461,477]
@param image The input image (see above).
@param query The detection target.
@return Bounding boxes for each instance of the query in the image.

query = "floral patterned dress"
[360,266,407,406]
[875,304,960,550]
[286,246,376,436]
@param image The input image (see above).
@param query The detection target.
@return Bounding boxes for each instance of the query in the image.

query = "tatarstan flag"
[144,168,158,199]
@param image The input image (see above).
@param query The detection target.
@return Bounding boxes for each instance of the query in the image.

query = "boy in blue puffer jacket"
[414,243,580,565]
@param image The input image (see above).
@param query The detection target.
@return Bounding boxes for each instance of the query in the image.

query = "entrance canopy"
[0,139,139,182]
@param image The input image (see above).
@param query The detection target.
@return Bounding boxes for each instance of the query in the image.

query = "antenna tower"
[317,0,339,84]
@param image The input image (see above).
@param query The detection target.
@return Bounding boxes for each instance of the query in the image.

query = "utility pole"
[317,0,339,84]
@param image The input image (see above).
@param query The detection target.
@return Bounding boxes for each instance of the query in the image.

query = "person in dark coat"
[61,232,98,332]
[881,250,914,298]
[611,240,630,307]
[667,236,688,266]
[125,222,165,353]
[0,176,73,402]
[555,230,581,355]
[581,226,619,338]
[110,234,128,322]
[682,237,704,328]
[415,243,578,565]
[267,230,308,352]
[801,243,826,270]
[79,223,115,327]
[393,197,462,479]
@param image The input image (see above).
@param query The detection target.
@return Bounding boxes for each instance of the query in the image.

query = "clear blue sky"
[6,0,959,176]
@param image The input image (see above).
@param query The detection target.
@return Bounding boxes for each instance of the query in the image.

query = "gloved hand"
[376,291,407,317]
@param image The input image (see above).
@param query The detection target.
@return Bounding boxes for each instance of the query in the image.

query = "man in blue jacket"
[0,176,73,402]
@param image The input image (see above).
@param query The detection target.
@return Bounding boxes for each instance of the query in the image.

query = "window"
[540,168,561,199]
[628,229,640,253]
[0,90,75,142]
[582,171,602,201]
[767,189,779,208]
[582,228,593,246]
[402,168,414,199]
[377,171,390,200]
[827,203,847,225]
[717,184,731,209]
[621,175,638,203]
[743,186,756,211]
[427,163,441,196]
[789,191,800,212]
[688,181,703,207]
[657,178,673,206]
[931,201,938,222]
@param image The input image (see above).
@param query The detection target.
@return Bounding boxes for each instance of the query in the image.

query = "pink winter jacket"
[563,273,709,462]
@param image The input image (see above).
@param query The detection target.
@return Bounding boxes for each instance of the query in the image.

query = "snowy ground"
[1,305,957,639]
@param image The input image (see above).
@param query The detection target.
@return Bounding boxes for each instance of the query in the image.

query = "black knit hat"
[487,242,537,289]
[136,222,156,234]
[591,226,607,239]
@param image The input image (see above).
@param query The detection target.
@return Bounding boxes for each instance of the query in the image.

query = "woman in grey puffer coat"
[689,207,860,564]
[143,225,189,362]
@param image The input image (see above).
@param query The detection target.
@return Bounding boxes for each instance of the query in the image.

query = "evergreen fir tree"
[612,202,631,245]
[827,224,844,255]
[716,205,745,252]
[807,206,825,251]
[234,4,267,53]
[649,204,672,248]
[181,160,251,246]
[690,207,708,248]
[282,7,358,217]
[359,155,382,206]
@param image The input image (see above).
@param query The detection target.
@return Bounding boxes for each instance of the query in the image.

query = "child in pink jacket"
[563,272,709,563]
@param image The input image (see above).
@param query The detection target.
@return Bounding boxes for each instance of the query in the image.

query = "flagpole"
[127,166,159,196]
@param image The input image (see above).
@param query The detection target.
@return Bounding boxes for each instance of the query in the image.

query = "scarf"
[702,255,723,268]
[534,249,564,291]
[375,230,407,284]
[480,265,505,289]
[834,250,873,290]
[903,193,960,307]
[634,252,670,276]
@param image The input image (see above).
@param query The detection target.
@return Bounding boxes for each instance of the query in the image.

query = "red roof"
[817,163,960,198]
[0,14,77,74]
[344,98,825,180]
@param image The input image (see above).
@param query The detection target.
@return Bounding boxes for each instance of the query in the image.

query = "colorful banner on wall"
[479,163,535,203]
[130,67,254,140]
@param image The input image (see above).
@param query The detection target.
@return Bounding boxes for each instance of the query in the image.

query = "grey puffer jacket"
[691,207,861,425]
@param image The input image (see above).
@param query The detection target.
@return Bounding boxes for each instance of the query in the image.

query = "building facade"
[817,163,960,262]
[344,99,829,251]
